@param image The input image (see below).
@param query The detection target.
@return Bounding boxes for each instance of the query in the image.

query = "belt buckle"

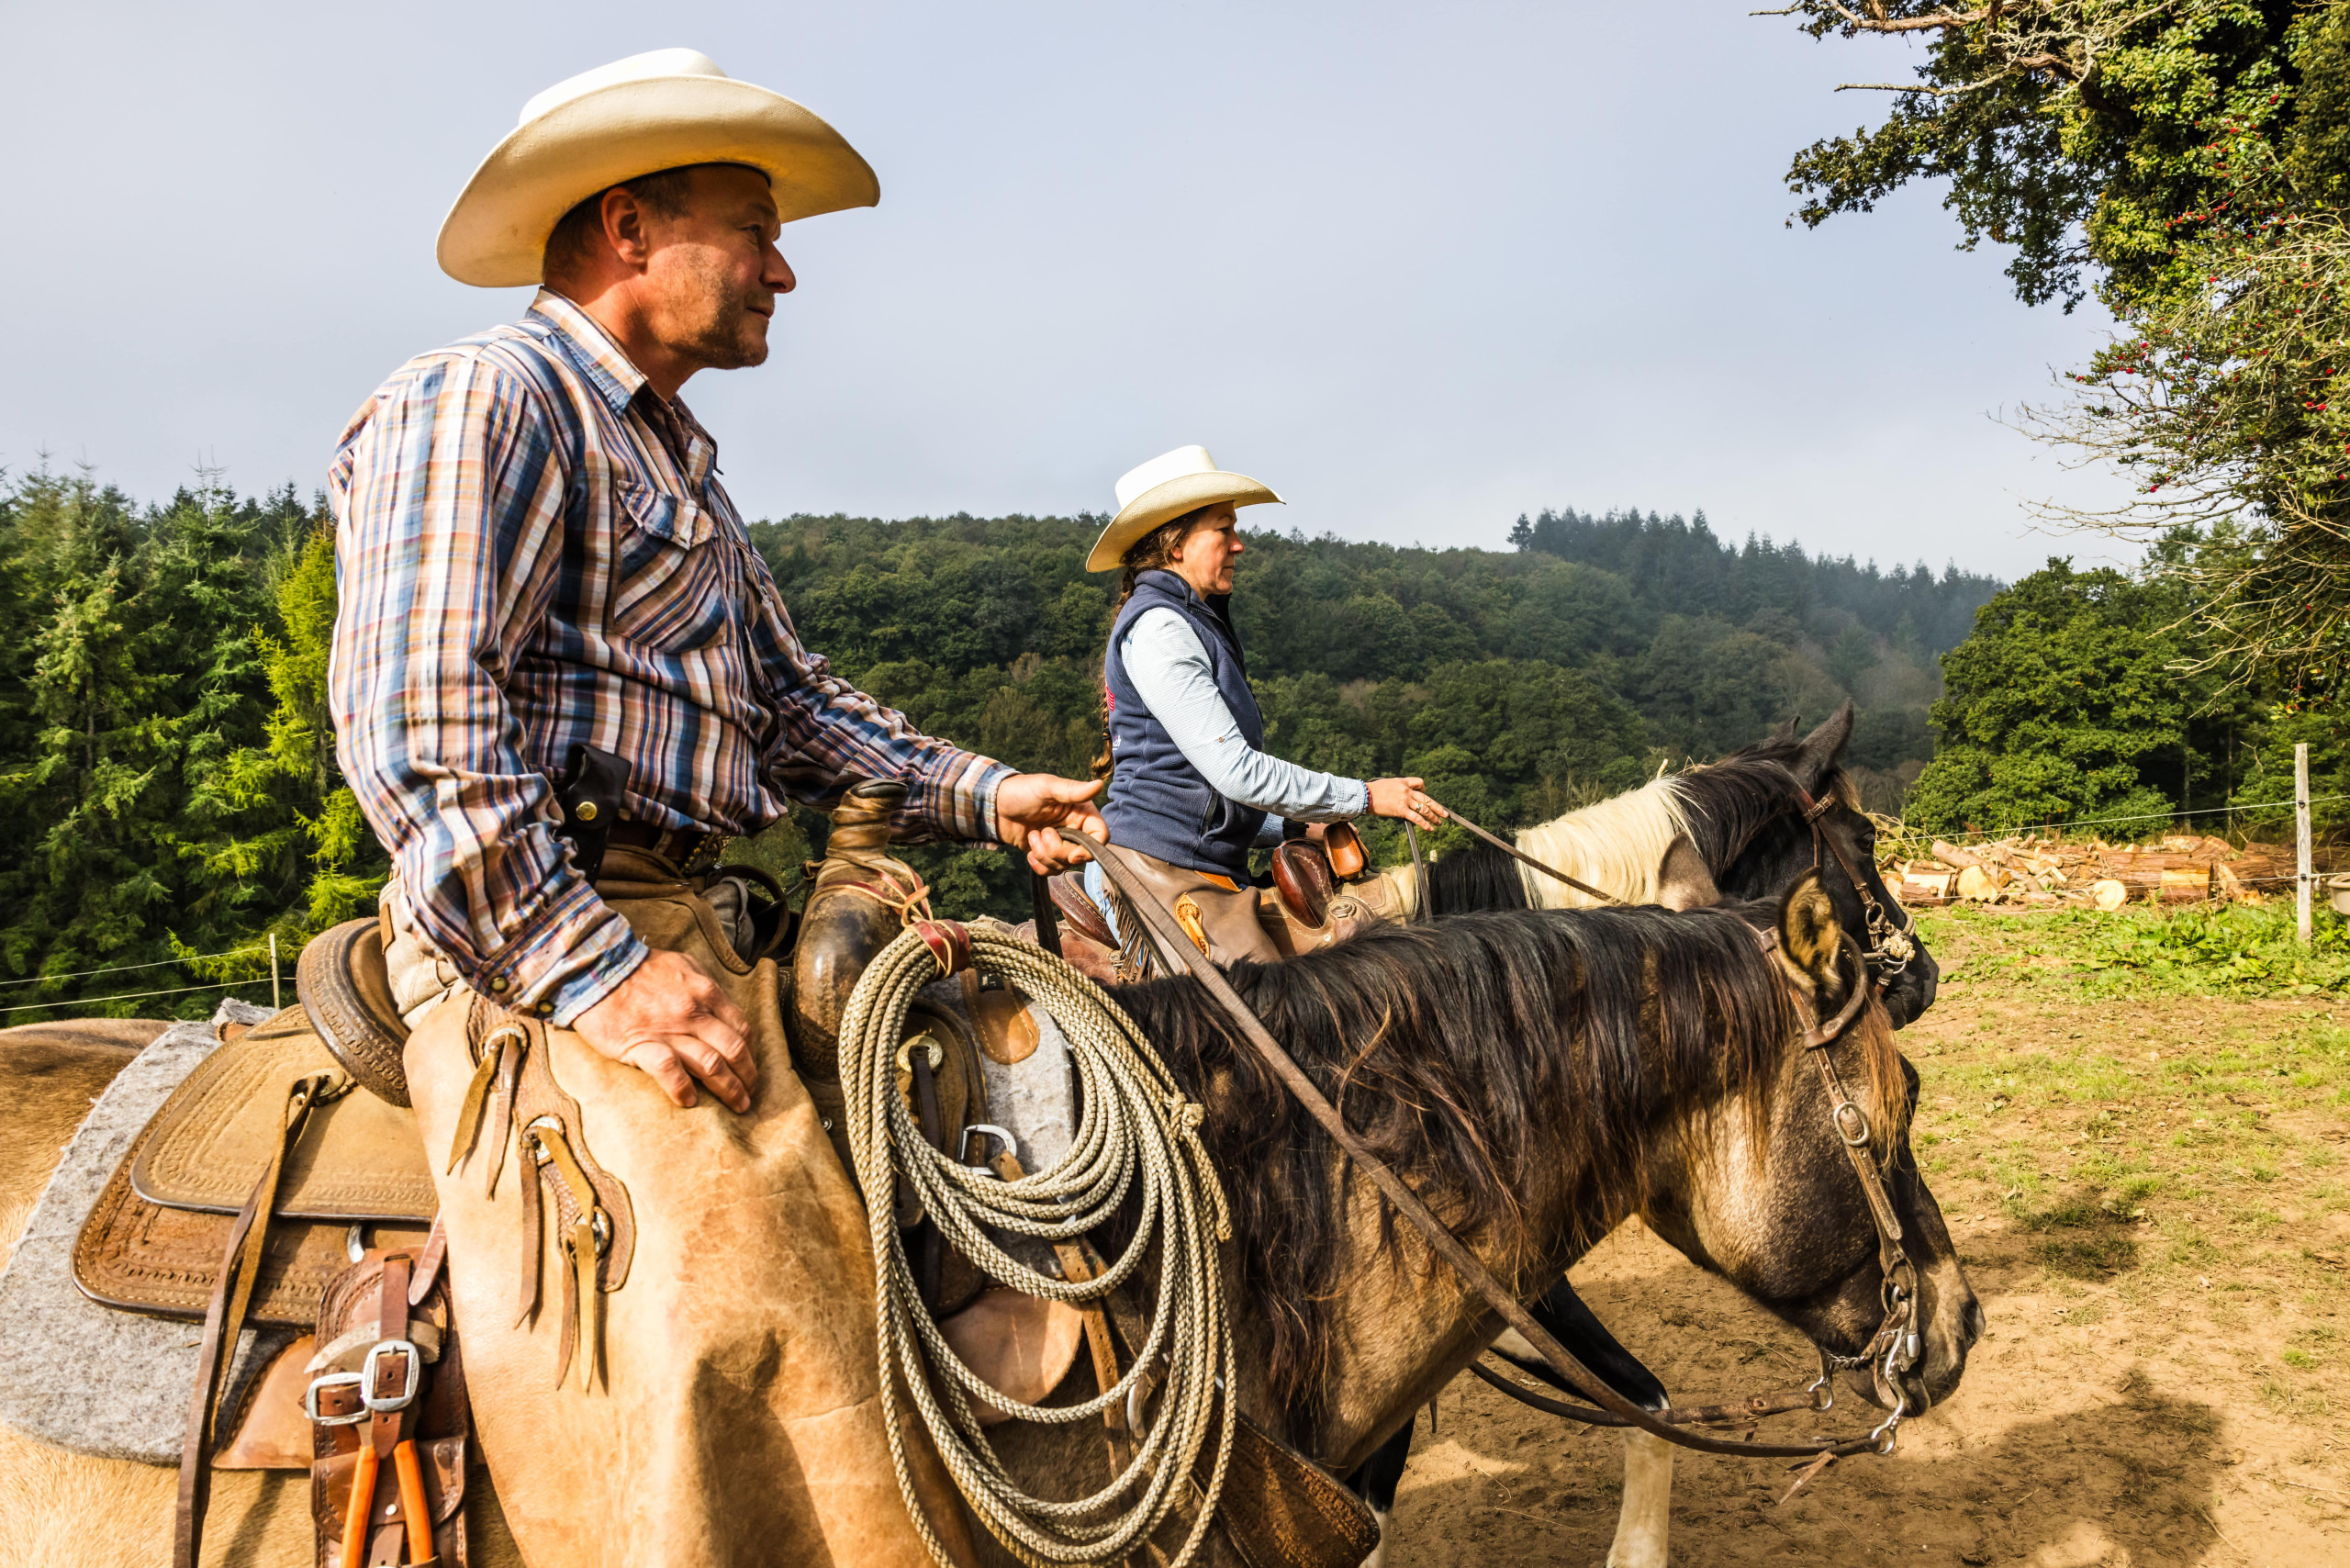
[304,1370,367,1427]
[361,1339,422,1413]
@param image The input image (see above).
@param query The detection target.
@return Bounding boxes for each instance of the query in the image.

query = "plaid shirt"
[327,289,1009,1024]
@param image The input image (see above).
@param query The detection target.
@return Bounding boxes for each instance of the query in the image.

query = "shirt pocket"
[611,478,733,651]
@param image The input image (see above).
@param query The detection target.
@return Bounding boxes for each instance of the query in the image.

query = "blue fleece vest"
[1102,570,1265,879]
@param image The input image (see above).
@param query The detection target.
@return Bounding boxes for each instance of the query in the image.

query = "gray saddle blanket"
[0,999,290,1464]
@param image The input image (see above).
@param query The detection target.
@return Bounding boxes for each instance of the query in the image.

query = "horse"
[0,873,1978,1566]
[1416,701,1938,1030]
[1352,703,1942,1565]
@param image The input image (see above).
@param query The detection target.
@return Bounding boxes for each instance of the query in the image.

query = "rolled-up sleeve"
[327,355,649,1024]
[743,554,1013,842]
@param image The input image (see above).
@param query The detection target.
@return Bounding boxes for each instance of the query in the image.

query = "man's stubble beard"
[676,250,770,371]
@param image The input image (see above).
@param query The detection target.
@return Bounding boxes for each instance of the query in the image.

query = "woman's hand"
[1367,777,1443,829]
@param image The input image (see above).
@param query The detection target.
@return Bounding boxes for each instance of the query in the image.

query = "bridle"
[1070,828,1932,1462]
[1794,783,1919,991]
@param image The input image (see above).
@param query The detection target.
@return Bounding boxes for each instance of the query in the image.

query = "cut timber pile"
[1885,833,2339,911]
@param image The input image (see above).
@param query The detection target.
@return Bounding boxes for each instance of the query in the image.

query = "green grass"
[1924,901,2350,999]
[1900,902,2350,1328]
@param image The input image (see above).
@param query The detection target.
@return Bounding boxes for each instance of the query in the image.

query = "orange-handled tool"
[340,1444,379,1568]
[394,1439,437,1565]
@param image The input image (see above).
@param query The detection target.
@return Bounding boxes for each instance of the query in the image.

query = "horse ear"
[1654,834,1719,911]
[1791,700,1856,790]
[1768,715,1799,745]
[1777,868,1841,987]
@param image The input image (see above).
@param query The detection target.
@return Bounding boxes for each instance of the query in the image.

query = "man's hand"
[1367,776,1443,829]
[571,948,758,1113]
[994,773,1108,875]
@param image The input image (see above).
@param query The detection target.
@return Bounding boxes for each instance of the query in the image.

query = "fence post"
[2297,744,2313,945]
[270,933,281,1010]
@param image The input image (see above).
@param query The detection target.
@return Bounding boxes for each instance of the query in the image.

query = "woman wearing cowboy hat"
[1082,446,1441,965]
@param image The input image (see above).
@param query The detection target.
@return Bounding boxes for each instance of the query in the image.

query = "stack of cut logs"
[1886,834,2332,910]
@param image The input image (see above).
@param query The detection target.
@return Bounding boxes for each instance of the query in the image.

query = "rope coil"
[839,924,1237,1568]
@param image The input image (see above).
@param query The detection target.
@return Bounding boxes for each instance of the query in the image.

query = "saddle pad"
[130,1002,435,1221]
[0,1001,297,1464]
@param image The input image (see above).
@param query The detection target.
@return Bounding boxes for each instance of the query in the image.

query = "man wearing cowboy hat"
[326,49,1093,1565]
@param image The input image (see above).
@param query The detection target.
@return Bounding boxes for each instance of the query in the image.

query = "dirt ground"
[1383,909,2350,1566]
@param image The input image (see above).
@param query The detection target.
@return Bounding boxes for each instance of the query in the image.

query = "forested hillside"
[0,466,1993,1015]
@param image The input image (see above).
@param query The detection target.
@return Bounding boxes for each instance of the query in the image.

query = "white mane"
[1369,772,1692,915]
[1512,774,1691,908]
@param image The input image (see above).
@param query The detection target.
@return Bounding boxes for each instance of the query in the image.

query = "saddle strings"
[838,924,1237,1568]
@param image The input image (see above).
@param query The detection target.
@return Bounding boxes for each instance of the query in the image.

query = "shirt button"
[489,976,509,994]
[535,1002,554,1017]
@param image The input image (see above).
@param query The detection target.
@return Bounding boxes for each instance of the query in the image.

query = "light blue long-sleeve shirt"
[1081,606,1371,937]
[1122,606,1371,843]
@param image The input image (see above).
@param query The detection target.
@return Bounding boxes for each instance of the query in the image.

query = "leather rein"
[1068,828,1923,1462]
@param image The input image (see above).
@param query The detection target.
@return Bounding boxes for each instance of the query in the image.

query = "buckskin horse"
[0,870,1975,1566]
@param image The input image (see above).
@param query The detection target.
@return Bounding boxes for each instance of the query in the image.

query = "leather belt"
[606,820,729,875]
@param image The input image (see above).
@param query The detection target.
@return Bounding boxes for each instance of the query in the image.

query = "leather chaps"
[388,846,978,1568]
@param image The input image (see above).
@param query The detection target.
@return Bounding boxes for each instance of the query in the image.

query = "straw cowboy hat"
[437,48,879,288]
[1085,446,1282,572]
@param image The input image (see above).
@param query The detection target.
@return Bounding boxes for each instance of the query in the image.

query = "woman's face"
[1169,503,1244,596]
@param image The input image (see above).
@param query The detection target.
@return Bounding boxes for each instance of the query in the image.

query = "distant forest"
[0,467,1997,1014]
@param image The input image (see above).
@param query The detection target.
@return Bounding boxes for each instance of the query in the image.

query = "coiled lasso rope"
[838,924,1237,1568]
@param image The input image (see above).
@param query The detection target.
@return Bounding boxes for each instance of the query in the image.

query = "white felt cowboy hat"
[437,49,879,288]
[1085,446,1283,572]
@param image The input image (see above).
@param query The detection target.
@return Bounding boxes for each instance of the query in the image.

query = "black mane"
[1117,904,1794,1435]
[1672,737,1851,869]
[1426,836,1533,915]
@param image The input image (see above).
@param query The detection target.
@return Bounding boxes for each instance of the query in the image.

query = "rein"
[1429,804,1628,906]
[1069,829,1918,1462]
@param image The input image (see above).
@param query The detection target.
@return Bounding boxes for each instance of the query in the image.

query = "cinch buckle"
[304,1371,367,1427]
[362,1339,422,1414]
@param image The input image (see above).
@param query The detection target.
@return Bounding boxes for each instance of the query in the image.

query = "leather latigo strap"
[444,999,635,1391]
[173,1069,352,1568]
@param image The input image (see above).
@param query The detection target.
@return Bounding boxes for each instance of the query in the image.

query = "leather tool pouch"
[553,742,630,880]
[307,1250,470,1568]
[73,1007,434,1325]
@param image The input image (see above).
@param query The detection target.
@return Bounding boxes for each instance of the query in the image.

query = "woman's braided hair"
[1091,506,1214,781]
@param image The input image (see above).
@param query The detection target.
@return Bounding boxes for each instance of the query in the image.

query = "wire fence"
[0,946,269,991]
[0,943,288,1020]
[1922,793,2350,844]
[0,979,274,1019]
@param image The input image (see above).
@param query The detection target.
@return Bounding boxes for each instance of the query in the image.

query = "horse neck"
[1284,1132,1630,1473]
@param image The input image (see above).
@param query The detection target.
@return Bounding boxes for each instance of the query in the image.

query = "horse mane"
[1114,904,1804,1436]
[1669,737,1860,868]
[1511,775,1692,908]
[1426,838,1532,915]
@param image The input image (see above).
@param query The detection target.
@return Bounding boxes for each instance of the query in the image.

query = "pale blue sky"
[3,3,2129,579]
